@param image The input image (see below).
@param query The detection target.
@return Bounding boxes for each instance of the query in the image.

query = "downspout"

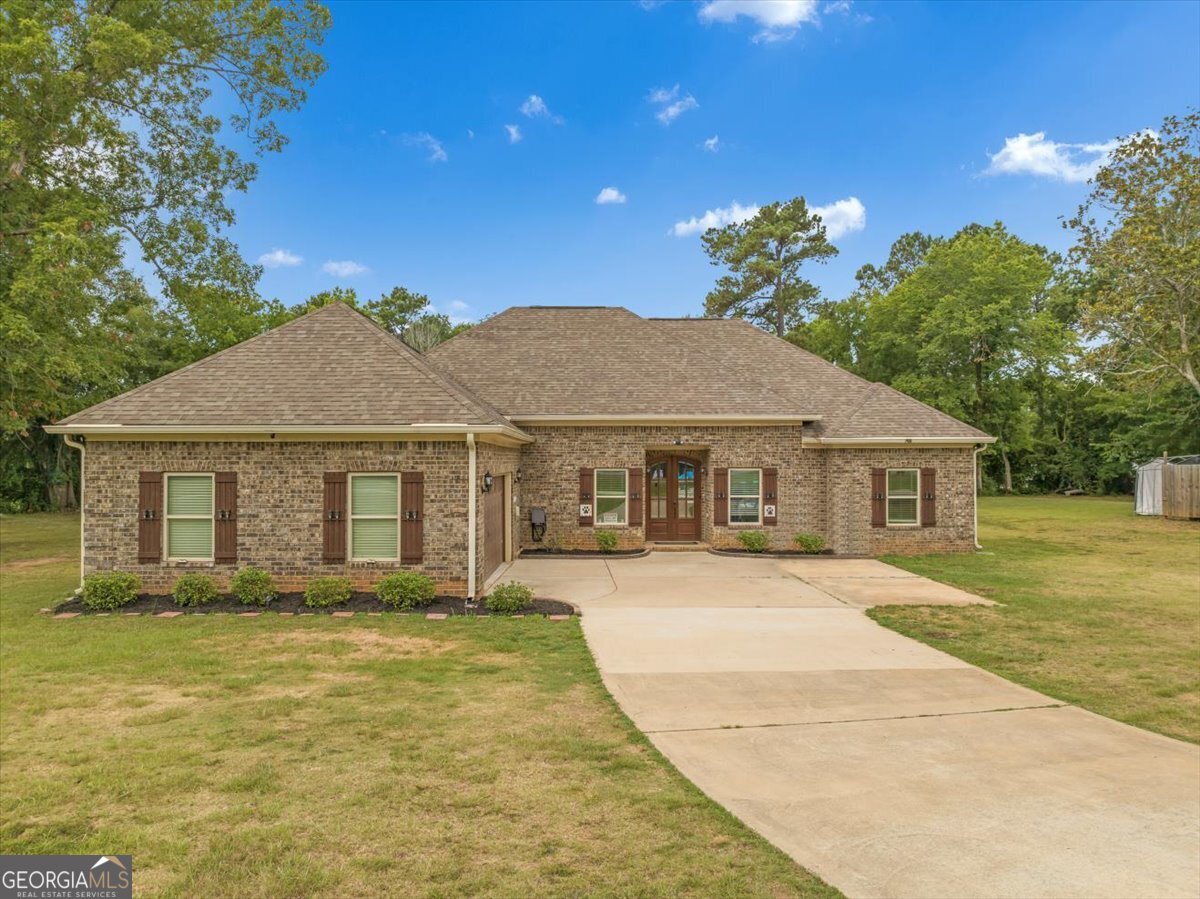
[62,435,86,591]
[467,432,477,599]
[972,443,985,550]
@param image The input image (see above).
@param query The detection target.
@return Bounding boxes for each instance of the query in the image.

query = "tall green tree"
[1068,112,1200,396]
[266,286,470,351]
[701,197,837,337]
[0,0,329,508]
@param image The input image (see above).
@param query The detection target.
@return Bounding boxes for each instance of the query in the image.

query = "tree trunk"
[1001,450,1013,495]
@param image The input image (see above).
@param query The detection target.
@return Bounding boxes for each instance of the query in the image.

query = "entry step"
[645,542,710,553]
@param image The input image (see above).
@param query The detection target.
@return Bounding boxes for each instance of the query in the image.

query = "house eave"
[810,436,996,448]
[43,423,534,446]
[509,414,822,426]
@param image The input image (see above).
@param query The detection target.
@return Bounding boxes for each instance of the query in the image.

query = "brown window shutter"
[713,468,728,526]
[401,471,424,563]
[627,467,643,527]
[871,468,887,527]
[214,472,237,563]
[323,472,347,563]
[762,468,778,526]
[578,468,594,526]
[138,471,162,563]
[920,468,937,527]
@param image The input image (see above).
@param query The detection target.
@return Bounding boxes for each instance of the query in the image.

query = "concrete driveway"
[505,553,1200,899]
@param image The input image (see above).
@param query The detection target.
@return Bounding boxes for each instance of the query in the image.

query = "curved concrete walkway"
[506,554,1200,899]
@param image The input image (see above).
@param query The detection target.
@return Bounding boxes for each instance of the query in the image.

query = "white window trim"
[348,472,401,562]
[593,468,628,527]
[728,468,763,526]
[164,472,215,562]
[886,468,921,527]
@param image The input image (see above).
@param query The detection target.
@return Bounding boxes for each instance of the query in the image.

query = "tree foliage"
[701,197,837,336]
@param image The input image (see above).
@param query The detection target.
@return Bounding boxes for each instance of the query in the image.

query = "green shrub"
[792,533,827,554]
[485,581,534,614]
[376,572,436,610]
[736,530,770,553]
[231,567,276,606]
[305,576,353,608]
[594,529,619,553]
[172,573,219,607]
[81,571,141,611]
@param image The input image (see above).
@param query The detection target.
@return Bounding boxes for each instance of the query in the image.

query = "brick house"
[48,302,993,597]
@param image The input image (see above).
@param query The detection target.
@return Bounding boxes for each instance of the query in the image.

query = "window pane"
[887,469,918,496]
[168,518,212,558]
[352,475,398,516]
[649,468,667,519]
[730,497,760,523]
[167,475,212,515]
[352,519,398,558]
[596,469,626,496]
[888,497,918,524]
[729,469,760,497]
[596,496,627,524]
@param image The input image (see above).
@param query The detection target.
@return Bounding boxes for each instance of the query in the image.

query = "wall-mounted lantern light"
[481,471,494,493]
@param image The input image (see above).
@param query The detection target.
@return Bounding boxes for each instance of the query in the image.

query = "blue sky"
[230,0,1200,323]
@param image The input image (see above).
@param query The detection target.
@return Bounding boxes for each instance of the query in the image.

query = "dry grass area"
[0,513,837,897]
[874,496,1200,743]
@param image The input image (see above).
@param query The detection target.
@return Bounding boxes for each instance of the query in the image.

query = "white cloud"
[402,132,447,163]
[467,129,475,140]
[823,0,852,12]
[985,131,1120,183]
[432,299,473,326]
[322,260,369,277]
[703,135,721,152]
[519,94,565,124]
[595,186,627,205]
[698,0,819,42]
[257,248,302,268]
[647,84,699,126]
[670,195,866,239]
[505,124,523,144]
[671,201,761,237]
[811,196,866,239]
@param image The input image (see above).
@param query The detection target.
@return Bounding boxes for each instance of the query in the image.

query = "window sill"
[164,559,216,567]
[885,523,921,529]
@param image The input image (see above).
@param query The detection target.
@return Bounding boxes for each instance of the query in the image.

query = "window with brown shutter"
[323,472,347,563]
[214,472,237,562]
[871,468,887,527]
[401,471,424,563]
[713,467,728,525]
[762,468,778,526]
[138,471,163,562]
[627,467,643,527]
[920,467,937,527]
[578,468,594,525]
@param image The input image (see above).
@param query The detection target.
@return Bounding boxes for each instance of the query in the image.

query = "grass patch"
[0,513,837,897]
[873,496,1200,743]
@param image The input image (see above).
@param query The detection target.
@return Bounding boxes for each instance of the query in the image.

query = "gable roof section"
[424,306,813,420]
[49,303,528,439]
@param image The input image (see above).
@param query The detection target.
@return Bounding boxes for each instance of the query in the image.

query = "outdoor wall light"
[515,467,522,483]
[481,471,494,493]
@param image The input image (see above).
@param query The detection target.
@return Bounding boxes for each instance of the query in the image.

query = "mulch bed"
[519,548,648,558]
[708,548,841,558]
[54,592,576,617]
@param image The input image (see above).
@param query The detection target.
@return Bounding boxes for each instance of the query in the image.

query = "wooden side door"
[482,475,507,581]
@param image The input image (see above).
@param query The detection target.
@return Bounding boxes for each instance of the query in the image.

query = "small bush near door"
[305,576,353,608]
[376,572,436,610]
[736,531,770,553]
[594,530,619,553]
[231,567,277,606]
[173,573,219,607]
[792,533,827,554]
[484,581,534,614]
[81,571,141,611]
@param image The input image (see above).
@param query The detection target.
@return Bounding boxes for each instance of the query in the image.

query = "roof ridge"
[56,301,344,426]
[342,304,515,428]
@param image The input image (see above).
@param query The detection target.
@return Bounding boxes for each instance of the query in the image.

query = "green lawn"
[874,496,1200,744]
[0,513,836,898]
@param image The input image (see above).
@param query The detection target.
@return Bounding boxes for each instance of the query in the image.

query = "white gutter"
[812,436,998,446]
[61,435,86,591]
[467,432,477,599]
[43,422,533,442]
[510,413,820,425]
[973,443,986,550]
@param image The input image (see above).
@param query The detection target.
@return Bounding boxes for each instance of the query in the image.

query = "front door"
[646,455,700,541]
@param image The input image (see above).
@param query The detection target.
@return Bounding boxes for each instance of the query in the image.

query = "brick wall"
[83,439,476,595]
[515,426,976,555]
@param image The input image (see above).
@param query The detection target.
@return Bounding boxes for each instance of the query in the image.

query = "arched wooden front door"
[646,455,701,541]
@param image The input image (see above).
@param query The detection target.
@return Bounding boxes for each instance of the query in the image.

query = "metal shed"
[1136,455,1200,518]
